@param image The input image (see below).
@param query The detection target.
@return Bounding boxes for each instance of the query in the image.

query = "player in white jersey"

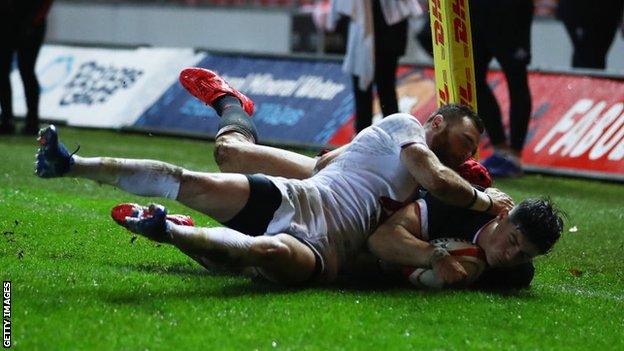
[35,68,513,285]
[246,112,428,279]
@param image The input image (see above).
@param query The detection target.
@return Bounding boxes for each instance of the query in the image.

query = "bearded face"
[429,128,458,168]
[429,122,478,169]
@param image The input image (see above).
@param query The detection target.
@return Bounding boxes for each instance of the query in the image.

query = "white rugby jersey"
[309,113,427,270]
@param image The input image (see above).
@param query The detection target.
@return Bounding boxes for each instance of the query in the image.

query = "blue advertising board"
[134,53,354,147]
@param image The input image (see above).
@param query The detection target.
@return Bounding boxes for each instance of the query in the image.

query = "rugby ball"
[404,238,487,289]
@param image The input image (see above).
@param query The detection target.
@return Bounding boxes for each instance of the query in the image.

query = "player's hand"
[485,187,514,216]
[432,255,468,285]
[314,152,333,174]
[313,146,345,173]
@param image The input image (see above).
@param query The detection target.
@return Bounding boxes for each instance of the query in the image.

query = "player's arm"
[368,204,431,266]
[376,114,511,214]
[400,143,512,215]
[367,203,468,284]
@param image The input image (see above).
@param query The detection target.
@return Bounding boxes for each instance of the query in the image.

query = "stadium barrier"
[10,45,203,128]
[134,53,353,147]
[11,44,624,181]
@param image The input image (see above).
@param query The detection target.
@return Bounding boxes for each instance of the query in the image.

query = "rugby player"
[35,69,515,285]
[112,193,562,290]
[368,193,562,289]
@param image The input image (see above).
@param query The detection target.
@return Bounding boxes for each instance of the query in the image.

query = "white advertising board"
[10,45,204,128]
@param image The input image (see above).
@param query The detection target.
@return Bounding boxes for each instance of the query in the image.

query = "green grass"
[1,128,623,350]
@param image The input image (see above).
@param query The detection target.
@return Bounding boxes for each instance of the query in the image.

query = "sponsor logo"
[60,61,144,106]
[40,55,74,94]
[450,0,475,107]
[254,103,304,126]
[533,99,624,161]
[431,0,445,46]
[221,74,345,100]
[429,0,476,109]
[430,0,450,106]
[451,0,469,47]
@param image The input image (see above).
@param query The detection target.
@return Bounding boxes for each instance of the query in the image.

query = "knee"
[249,236,293,263]
[214,134,247,171]
[253,234,318,285]
[214,138,233,169]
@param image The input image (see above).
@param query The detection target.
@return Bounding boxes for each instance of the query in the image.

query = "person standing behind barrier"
[417,0,534,177]
[329,0,422,133]
[0,0,53,135]
[557,0,624,70]
[471,0,534,178]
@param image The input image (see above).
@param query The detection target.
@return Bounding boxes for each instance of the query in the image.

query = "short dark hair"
[509,198,565,254]
[426,103,485,134]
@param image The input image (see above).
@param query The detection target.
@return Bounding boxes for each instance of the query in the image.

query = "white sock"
[71,156,181,199]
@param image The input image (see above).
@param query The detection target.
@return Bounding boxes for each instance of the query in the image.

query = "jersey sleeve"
[375,113,427,148]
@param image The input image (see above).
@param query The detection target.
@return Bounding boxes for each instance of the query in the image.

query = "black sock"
[214,95,244,116]
[215,96,258,142]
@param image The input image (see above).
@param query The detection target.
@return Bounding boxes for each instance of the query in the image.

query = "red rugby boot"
[179,67,254,116]
[112,203,195,227]
[111,203,195,243]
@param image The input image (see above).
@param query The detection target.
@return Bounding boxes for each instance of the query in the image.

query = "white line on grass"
[540,284,624,302]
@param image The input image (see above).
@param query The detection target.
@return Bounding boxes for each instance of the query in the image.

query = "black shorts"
[223,174,282,237]
[224,174,326,282]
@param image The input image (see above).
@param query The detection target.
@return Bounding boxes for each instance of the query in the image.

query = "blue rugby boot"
[35,125,76,178]
[115,203,174,243]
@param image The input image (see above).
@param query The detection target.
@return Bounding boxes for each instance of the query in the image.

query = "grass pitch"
[1,127,623,350]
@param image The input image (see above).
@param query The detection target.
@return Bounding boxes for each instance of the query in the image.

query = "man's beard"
[430,130,460,169]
